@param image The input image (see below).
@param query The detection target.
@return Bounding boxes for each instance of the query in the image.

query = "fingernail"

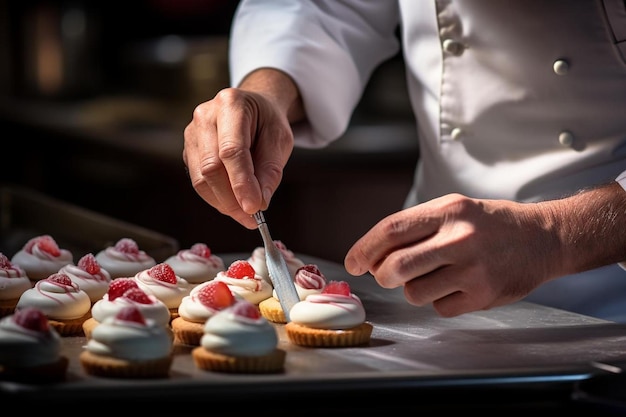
[344,257,362,275]
[240,197,254,214]
[262,188,273,206]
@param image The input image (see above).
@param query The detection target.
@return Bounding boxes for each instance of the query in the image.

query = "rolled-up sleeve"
[229,0,401,148]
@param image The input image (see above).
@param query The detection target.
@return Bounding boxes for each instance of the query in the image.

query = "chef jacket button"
[553,59,569,75]
[443,39,465,56]
[451,127,463,141]
[558,131,574,147]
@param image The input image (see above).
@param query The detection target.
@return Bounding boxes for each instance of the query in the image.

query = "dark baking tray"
[0,185,179,262]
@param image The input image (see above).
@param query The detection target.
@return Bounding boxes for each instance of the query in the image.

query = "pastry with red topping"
[192,299,286,373]
[95,238,156,279]
[11,235,73,282]
[133,263,190,320]
[171,280,236,346]
[213,259,272,305]
[0,307,69,383]
[259,263,327,324]
[285,280,373,347]
[0,253,32,317]
[80,305,174,378]
[83,277,171,339]
[59,253,112,304]
[164,243,225,287]
[15,272,92,336]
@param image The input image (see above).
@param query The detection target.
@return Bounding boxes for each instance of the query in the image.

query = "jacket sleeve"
[229,0,401,148]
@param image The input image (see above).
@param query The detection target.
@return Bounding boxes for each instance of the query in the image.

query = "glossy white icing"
[16,275,91,320]
[0,310,62,367]
[289,293,366,330]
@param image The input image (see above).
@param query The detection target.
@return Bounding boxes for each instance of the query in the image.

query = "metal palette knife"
[253,211,300,321]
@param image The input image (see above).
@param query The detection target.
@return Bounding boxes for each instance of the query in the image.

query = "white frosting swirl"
[95,247,156,279]
[133,268,190,309]
[199,304,278,356]
[16,277,91,320]
[289,293,366,330]
[59,263,111,303]
[0,261,32,301]
[0,313,62,367]
[247,243,304,284]
[11,247,73,281]
[84,315,172,361]
[214,271,272,305]
[165,250,224,285]
[91,293,171,326]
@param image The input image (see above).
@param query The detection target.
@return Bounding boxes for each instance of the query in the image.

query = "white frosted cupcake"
[16,273,92,336]
[0,253,32,317]
[214,260,272,305]
[0,307,68,383]
[95,238,156,279]
[11,235,73,282]
[80,305,174,378]
[164,243,225,286]
[133,263,190,319]
[58,253,112,304]
[192,300,285,373]
[247,240,305,285]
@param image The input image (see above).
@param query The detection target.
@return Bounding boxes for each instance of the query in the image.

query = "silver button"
[558,131,574,147]
[553,59,569,75]
[443,39,465,56]
[451,127,463,141]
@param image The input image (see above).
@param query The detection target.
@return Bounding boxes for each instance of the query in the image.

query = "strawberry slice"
[113,238,139,254]
[47,273,73,286]
[147,263,177,284]
[298,264,322,276]
[77,253,101,274]
[230,300,261,319]
[226,260,256,279]
[13,307,50,332]
[322,280,351,296]
[123,287,153,304]
[196,281,235,309]
[24,235,61,256]
[115,306,146,325]
[107,278,139,301]
[189,243,211,258]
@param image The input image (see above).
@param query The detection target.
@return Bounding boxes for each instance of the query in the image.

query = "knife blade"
[253,211,300,321]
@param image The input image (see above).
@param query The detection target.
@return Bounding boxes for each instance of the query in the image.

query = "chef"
[183,0,626,322]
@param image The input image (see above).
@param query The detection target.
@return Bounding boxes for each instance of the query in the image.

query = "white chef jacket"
[230,0,626,322]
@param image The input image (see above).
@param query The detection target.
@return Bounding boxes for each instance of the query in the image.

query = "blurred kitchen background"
[0,0,419,263]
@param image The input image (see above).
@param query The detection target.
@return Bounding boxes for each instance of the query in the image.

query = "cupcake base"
[285,322,373,347]
[192,347,286,374]
[79,351,173,379]
[49,311,92,337]
[171,317,204,346]
[258,297,286,324]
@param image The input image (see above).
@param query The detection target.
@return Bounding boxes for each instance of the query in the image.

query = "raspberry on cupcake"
[0,253,32,318]
[59,253,112,304]
[214,260,273,305]
[95,238,156,279]
[164,243,225,287]
[11,235,73,282]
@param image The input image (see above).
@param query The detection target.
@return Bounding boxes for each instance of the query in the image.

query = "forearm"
[237,68,305,124]
[545,181,626,276]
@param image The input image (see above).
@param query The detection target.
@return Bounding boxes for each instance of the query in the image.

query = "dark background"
[0,0,418,264]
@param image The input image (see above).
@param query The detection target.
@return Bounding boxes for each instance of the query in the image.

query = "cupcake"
[164,243,225,287]
[259,263,327,324]
[0,253,32,317]
[133,263,190,320]
[11,235,73,282]
[213,260,273,306]
[0,307,68,383]
[247,240,305,285]
[16,272,91,336]
[285,280,373,347]
[171,280,236,346]
[58,253,112,304]
[83,277,171,339]
[192,299,286,373]
[80,305,174,379]
[95,238,156,279]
